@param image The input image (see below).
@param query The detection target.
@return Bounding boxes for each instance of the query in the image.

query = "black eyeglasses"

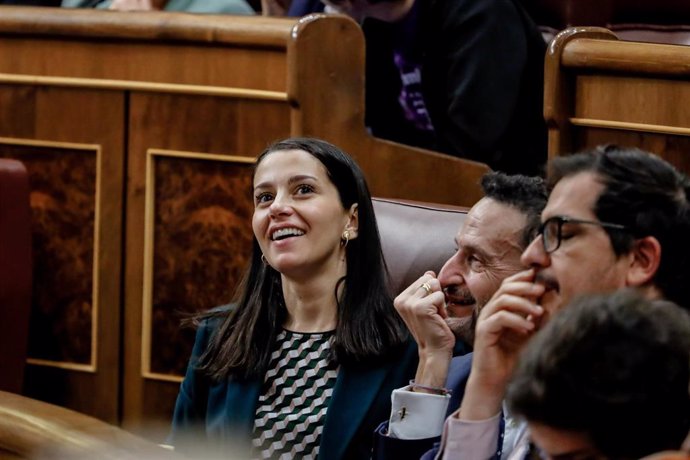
[537,216,628,254]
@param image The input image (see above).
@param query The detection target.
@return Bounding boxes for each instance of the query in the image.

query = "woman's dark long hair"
[197,138,408,381]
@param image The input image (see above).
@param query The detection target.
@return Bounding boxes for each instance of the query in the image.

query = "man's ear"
[626,236,662,287]
[345,203,359,240]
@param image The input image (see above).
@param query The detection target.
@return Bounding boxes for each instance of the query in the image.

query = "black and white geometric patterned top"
[251,329,339,460]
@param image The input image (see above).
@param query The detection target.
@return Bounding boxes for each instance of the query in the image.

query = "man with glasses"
[377,145,690,459]
[438,145,690,459]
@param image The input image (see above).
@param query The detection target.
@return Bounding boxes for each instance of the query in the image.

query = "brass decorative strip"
[0,74,289,101]
[0,137,101,373]
[140,149,255,383]
[142,372,184,384]
[26,358,96,373]
[149,150,259,163]
[570,118,690,136]
[0,137,100,151]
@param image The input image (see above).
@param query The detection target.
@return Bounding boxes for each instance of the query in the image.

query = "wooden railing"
[545,26,690,174]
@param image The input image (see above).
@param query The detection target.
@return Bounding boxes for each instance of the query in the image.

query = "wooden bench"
[0,7,487,437]
[544,26,690,174]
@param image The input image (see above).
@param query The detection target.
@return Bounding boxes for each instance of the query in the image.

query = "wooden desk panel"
[0,86,124,424]
[545,27,690,175]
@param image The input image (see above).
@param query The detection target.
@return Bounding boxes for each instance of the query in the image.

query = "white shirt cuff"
[387,386,450,440]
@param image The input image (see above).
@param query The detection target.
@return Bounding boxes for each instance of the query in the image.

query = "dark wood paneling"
[0,85,124,424]
[150,155,254,376]
[0,38,289,92]
[127,93,291,153]
[0,144,96,365]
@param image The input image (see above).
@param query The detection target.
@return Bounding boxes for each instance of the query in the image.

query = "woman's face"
[252,149,357,280]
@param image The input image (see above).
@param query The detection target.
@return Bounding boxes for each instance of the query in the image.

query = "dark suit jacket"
[169,317,418,460]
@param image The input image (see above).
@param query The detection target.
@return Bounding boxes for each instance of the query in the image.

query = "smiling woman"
[251,148,358,285]
[169,138,415,460]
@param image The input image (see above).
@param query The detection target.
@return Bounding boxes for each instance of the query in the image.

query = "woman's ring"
[420,282,432,296]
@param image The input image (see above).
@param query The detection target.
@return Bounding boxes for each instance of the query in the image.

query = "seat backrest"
[544,27,690,176]
[0,158,32,393]
[522,0,690,45]
[522,0,690,28]
[373,198,467,296]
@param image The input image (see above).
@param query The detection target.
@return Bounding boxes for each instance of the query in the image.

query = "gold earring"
[341,229,350,248]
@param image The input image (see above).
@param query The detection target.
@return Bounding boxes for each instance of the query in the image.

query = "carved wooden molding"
[0,74,288,101]
[570,117,690,136]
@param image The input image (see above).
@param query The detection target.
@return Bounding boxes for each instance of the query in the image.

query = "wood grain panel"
[0,38,288,92]
[0,85,36,138]
[145,151,255,377]
[0,86,124,423]
[0,142,97,367]
[574,75,690,128]
[127,93,290,154]
[574,126,690,175]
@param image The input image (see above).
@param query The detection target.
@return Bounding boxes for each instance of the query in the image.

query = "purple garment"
[393,52,434,132]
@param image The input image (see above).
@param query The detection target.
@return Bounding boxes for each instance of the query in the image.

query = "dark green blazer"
[170,317,418,459]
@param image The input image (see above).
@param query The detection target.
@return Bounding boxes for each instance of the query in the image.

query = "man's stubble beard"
[445,310,477,348]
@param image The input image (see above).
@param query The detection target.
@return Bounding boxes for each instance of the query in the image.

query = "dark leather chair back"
[373,198,468,296]
[0,159,32,393]
[522,0,690,45]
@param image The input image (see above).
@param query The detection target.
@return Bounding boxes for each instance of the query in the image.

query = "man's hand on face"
[395,271,455,389]
[455,269,544,420]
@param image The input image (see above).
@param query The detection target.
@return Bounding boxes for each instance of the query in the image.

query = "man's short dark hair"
[549,145,690,309]
[480,171,547,248]
[507,289,690,459]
